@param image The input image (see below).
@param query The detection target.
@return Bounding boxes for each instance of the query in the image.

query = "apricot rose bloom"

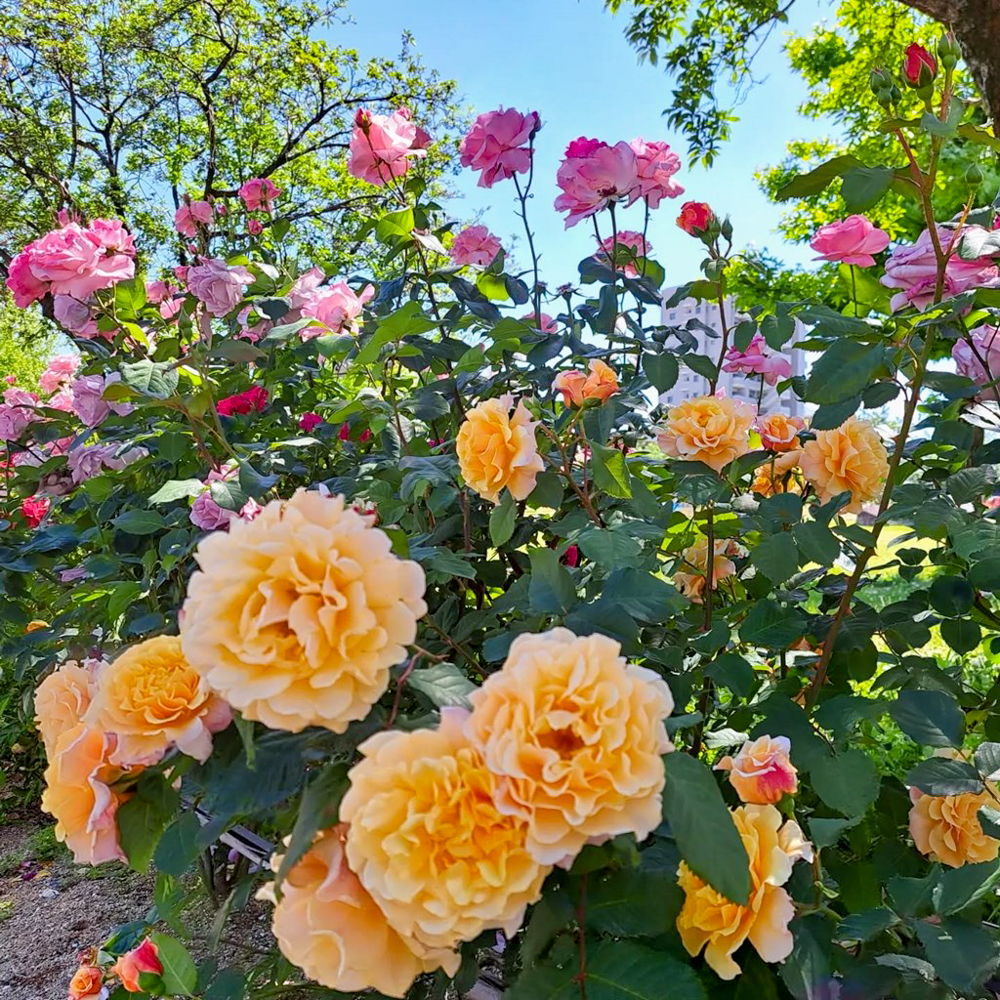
[715,735,798,805]
[675,537,741,603]
[909,786,1000,868]
[554,359,619,407]
[181,490,426,733]
[657,394,754,473]
[677,804,812,980]
[751,450,803,498]
[84,635,231,767]
[34,658,100,758]
[260,826,447,998]
[341,709,548,959]
[756,413,804,452]
[112,938,162,993]
[456,394,544,503]
[40,723,125,865]
[799,417,888,514]
[466,628,674,865]
[68,965,104,1000]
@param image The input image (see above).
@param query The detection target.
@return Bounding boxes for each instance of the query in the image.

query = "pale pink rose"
[39,354,80,395]
[190,490,237,531]
[52,295,96,336]
[247,218,264,235]
[882,226,1000,311]
[47,387,76,412]
[186,258,254,316]
[300,281,375,338]
[88,218,135,255]
[723,333,792,386]
[60,566,89,583]
[6,243,48,306]
[175,200,214,238]
[239,178,281,211]
[810,215,890,267]
[716,735,798,805]
[160,297,183,320]
[239,497,263,521]
[554,140,639,228]
[67,444,147,484]
[287,266,326,310]
[145,280,176,304]
[450,225,503,267]
[520,312,558,334]
[596,230,651,278]
[459,108,540,187]
[70,373,133,427]
[953,325,1000,400]
[0,387,38,441]
[629,138,684,208]
[348,107,427,187]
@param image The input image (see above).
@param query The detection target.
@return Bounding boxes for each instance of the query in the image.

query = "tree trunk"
[900,0,1000,135]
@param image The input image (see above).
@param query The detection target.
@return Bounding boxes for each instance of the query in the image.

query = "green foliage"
[0,295,57,391]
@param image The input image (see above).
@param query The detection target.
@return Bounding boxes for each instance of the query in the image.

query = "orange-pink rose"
[675,537,741,603]
[34,658,100,758]
[657,394,754,472]
[68,965,104,1000]
[799,417,888,514]
[112,938,162,993]
[715,735,798,805]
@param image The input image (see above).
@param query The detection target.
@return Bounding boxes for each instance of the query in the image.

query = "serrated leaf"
[933,860,1000,914]
[591,443,632,498]
[916,918,1000,993]
[408,663,477,709]
[889,690,964,747]
[740,599,805,647]
[148,933,197,996]
[793,521,840,565]
[836,907,899,943]
[750,531,798,583]
[112,510,166,535]
[148,479,205,505]
[776,154,864,200]
[528,548,576,614]
[905,756,982,796]
[120,359,179,399]
[805,341,884,405]
[117,772,180,873]
[810,749,880,817]
[841,165,895,211]
[642,352,679,393]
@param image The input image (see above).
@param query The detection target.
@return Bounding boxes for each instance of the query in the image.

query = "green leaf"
[153,813,203,879]
[976,742,1000,778]
[528,548,576,615]
[489,491,516,547]
[585,867,683,937]
[942,618,981,654]
[809,816,860,849]
[355,302,436,364]
[740,599,805,647]
[262,317,321,343]
[642,352,679,393]
[204,970,246,1000]
[805,341,884,405]
[148,933,198,996]
[750,532,798,583]
[809,749,880,817]
[209,479,248,513]
[915,918,1000,993]
[408,662,477,709]
[706,653,757,698]
[112,510,166,535]
[979,805,1000,838]
[577,527,643,570]
[662,752,751,905]
[810,395,861,431]
[776,154,863,200]
[905,757,982,796]
[836,907,899,943]
[275,762,350,888]
[734,952,781,1000]
[970,558,1000,591]
[527,471,564,509]
[590,443,632,498]
[683,353,719,381]
[840,165,896,211]
[889,690,964,747]
[928,575,974,616]
[209,339,265,363]
[120,359,179,399]
[148,479,205,505]
[584,940,707,1000]
[521,889,575,964]
[793,521,840,565]
[933,860,1000,915]
[108,581,143,621]
[117,772,180,872]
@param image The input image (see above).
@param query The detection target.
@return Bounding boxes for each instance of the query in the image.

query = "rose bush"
[5,31,1000,1000]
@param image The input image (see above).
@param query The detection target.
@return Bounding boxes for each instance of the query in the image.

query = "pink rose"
[247,218,263,236]
[300,281,374,338]
[0,387,38,441]
[299,412,324,432]
[810,215,890,267]
[46,387,76,413]
[39,354,80,395]
[629,138,684,208]
[554,140,639,228]
[459,108,540,188]
[21,494,50,528]
[239,497,263,522]
[348,107,427,187]
[565,137,605,158]
[238,177,282,211]
[67,443,147,484]
[450,225,503,267]
[5,244,48,307]
[881,226,1000,311]
[723,333,791,386]
[716,735,798,805]
[520,312,558,333]
[174,200,214,238]
[596,230,651,278]
[52,294,98,337]
[145,280,176,304]
[953,325,1000,400]
[70,373,133,427]
[60,566,89,583]
[287,266,326,310]
[89,218,135,255]
[186,258,254,316]
[190,490,237,531]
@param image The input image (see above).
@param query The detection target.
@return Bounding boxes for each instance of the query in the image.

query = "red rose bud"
[676,201,714,236]
[561,544,580,568]
[903,44,937,89]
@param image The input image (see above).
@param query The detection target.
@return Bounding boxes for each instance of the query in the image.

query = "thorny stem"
[710,282,730,395]
[513,167,542,320]
[539,423,604,527]
[386,655,418,728]
[575,874,588,1000]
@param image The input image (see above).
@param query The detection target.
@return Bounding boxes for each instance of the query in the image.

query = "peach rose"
[799,417,888,514]
[456,393,544,503]
[465,628,674,865]
[112,938,161,993]
[715,735,798,805]
[756,414,804,452]
[751,450,802,498]
[68,964,104,1000]
[40,723,125,865]
[181,490,426,733]
[677,804,812,980]
[260,826,447,998]
[553,369,588,407]
[657,394,754,472]
[675,537,741,603]
[84,636,231,766]
[554,360,619,407]
[35,658,101,758]
[909,787,1000,868]
[341,708,548,957]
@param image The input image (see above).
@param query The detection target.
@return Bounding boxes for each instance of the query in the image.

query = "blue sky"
[343,0,836,288]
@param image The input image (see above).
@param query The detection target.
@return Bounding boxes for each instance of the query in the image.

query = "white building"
[660,290,805,419]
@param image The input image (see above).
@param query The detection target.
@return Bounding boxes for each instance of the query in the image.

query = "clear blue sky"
[342,0,835,288]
